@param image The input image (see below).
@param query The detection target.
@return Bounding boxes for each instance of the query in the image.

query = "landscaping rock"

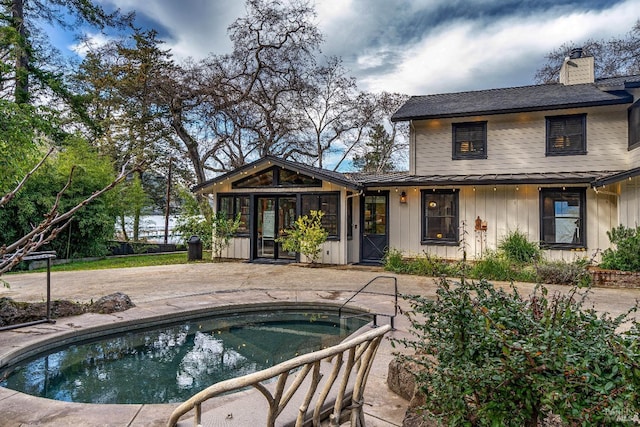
[89,292,135,314]
[0,293,134,327]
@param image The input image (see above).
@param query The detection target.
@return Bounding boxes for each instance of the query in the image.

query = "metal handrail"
[338,275,398,330]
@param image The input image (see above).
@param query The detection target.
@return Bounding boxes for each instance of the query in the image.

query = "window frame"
[452,121,487,160]
[545,114,587,156]
[539,187,586,250]
[421,189,459,245]
[629,101,640,151]
[233,166,322,189]
[217,194,250,236]
[300,192,340,240]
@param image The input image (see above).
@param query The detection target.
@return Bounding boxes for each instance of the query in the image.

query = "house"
[193,49,640,264]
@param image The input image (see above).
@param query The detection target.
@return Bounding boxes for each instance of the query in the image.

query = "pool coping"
[0,289,410,427]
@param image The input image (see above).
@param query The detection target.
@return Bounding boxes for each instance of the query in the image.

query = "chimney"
[559,47,595,85]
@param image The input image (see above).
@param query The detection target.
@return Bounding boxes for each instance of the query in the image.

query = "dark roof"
[192,155,360,192]
[347,170,622,186]
[391,81,635,122]
[596,74,640,89]
[592,167,640,187]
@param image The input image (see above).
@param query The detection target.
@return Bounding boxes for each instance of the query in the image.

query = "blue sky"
[56,0,640,95]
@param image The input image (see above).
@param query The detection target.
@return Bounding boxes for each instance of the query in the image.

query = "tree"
[535,20,640,83]
[0,0,132,104]
[73,28,176,239]
[352,124,397,173]
[162,0,322,184]
[211,212,241,260]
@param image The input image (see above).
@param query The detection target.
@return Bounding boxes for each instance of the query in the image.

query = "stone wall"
[589,267,640,289]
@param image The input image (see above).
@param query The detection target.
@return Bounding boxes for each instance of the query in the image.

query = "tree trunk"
[11,0,29,104]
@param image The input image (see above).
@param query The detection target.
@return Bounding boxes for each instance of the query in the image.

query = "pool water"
[0,310,369,404]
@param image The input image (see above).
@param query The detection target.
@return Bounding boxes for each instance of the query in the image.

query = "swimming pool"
[0,305,371,404]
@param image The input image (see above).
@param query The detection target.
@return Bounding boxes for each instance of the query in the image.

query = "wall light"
[399,191,407,204]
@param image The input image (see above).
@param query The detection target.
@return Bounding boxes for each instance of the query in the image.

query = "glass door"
[361,193,388,263]
[256,196,297,260]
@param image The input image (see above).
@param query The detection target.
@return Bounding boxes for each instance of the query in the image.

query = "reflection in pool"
[0,310,369,404]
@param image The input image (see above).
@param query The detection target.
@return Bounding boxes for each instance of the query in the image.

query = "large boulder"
[89,292,135,314]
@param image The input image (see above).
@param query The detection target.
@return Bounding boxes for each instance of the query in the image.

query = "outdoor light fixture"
[399,191,407,204]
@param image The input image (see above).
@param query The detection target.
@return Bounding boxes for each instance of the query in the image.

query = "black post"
[164,157,173,245]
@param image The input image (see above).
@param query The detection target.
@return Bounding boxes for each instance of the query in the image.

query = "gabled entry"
[361,192,388,264]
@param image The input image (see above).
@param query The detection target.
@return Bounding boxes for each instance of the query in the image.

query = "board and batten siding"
[386,184,617,262]
[620,176,640,228]
[413,105,630,176]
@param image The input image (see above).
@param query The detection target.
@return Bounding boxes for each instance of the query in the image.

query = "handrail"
[167,324,391,427]
[338,275,398,329]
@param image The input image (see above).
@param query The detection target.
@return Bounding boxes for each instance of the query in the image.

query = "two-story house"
[194,49,640,264]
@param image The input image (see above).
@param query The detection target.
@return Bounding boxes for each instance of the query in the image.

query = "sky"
[65,0,640,97]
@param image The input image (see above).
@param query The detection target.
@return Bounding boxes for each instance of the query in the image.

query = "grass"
[21,251,214,273]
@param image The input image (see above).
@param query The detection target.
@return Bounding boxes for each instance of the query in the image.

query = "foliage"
[600,225,640,272]
[396,278,640,426]
[211,212,242,260]
[384,249,462,277]
[535,20,640,83]
[535,258,592,287]
[0,137,118,259]
[352,123,398,173]
[173,190,213,250]
[498,230,541,264]
[277,210,328,264]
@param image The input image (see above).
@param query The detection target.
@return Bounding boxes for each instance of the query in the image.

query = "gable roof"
[192,155,361,192]
[391,77,638,122]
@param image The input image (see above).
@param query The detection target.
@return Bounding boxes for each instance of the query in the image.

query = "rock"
[89,292,135,314]
[387,356,418,400]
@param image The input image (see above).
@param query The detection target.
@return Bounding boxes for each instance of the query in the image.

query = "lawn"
[24,251,214,273]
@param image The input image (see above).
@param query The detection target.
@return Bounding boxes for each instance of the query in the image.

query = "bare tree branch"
[0,146,54,207]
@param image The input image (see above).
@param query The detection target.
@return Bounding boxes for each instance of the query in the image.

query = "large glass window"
[546,114,587,155]
[540,188,586,248]
[300,193,339,238]
[421,190,458,244]
[233,167,322,188]
[218,195,250,235]
[452,122,487,160]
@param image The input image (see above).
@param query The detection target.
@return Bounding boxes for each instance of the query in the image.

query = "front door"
[361,192,388,264]
[256,196,297,261]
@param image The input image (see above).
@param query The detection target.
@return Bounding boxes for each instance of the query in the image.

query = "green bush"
[535,259,591,287]
[396,278,640,426]
[600,225,640,272]
[384,249,462,277]
[498,230,541,264]
[277,210,328,264]
[470,250,537,283]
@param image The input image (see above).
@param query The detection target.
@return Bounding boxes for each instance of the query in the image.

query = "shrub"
[277,210,328,264]
[396,278,640,426]
[600,225,640,272]
[384,250,463,277]
[498,230,541,264]
[535,258,591,287]
[470,250,537,283]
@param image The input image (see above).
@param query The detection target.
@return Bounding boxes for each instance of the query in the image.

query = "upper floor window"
[421,189,458,245]
[218,195,250,235]
[452,122,487,160]
[629,101,640,150]
[540,188,586,249]
[546,114,586,155]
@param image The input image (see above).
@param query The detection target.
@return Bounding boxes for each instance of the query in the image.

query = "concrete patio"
[1,262,639,426]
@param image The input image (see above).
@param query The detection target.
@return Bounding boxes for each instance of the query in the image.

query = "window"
[300,193,339,239]
[218,195,250,235]
[540,188,586,248]
[421,190,458,244]
[453,122,487,159]
[546,114,586,155]
[233,167,322,188]
[629,101,640,150]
